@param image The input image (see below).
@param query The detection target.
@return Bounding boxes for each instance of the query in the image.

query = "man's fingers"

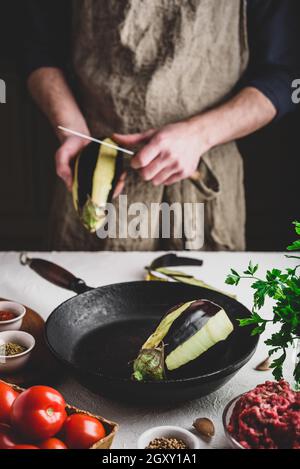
[55,145,75,190]
[163,172,183,186]
[131,139,161,169]
[139,153,167,181]
[55,136,88,191]
[112,129,156,148]
[152,165,179,186]
[55,153,73,190]
[112,171,127,199]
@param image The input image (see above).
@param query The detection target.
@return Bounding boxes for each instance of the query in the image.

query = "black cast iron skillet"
[21,255,259,403]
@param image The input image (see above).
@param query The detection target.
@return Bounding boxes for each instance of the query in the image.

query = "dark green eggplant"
[133,299,234,381]
[72,138,124,233]
[149,254,203,270]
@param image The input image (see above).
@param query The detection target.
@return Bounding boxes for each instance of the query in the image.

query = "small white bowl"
[138,426,200,450]
[0,301,26,332]
[0,331,35,374]
[222,395,246,449]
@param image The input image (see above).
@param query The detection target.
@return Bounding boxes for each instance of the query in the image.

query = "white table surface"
[0,251,297,449]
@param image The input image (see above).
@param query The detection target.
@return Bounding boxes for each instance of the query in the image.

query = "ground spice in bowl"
[0,342,27,356]
[0,311,16,322]
[146,437,189,450]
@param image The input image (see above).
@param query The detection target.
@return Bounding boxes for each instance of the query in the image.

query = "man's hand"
[113,119,209,186]
[113,87,276,188]
[55,135,90,191]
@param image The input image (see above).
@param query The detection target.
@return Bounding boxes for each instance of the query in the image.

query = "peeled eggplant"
[133,300,234,381]
[72,138,123,233]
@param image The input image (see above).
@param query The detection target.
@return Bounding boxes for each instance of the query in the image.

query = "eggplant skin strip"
[149,254,203,270]
[142,301,194,350]
[107,150,123,203]
[74,141,99,209]
[145,267,237,299]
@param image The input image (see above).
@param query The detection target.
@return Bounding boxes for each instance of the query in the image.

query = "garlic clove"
[193,418,215,438]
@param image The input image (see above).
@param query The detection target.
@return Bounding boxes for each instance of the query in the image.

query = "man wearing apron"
[23,0,299,251]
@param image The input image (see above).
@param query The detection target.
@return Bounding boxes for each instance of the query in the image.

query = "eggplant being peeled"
[72,139,124,233]
[133,300,234,381]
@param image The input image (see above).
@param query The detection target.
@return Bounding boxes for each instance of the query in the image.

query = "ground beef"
[228,380,300,449]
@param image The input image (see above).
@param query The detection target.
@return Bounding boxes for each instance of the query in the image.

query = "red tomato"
[64,414,106,449]
[11,386,67,441]
[13,444,39,450]
[39,438,68,450]
[0,382,18,424]
[0,423,18,449]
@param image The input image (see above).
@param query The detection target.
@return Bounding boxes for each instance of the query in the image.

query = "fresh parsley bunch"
[226,222,300,385]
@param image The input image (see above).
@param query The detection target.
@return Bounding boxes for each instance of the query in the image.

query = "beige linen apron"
[49,0,249,251]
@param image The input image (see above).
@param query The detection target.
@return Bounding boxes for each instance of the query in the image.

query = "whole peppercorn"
[146,437,189,450]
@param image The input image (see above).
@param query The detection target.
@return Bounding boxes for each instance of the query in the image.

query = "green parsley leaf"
[226,221,300,386]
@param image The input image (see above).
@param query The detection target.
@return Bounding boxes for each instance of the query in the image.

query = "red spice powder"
[0,311,16,322]
[228,380,300,449]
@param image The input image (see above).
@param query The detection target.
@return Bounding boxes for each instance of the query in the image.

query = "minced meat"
[228,380,300,449]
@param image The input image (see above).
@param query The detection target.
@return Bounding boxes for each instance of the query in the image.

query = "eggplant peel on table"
[145,254,236,299]
[133,299,234,381]
[72,138,124,233]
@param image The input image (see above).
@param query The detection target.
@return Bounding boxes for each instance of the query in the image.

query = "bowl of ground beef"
[223,380,300,449]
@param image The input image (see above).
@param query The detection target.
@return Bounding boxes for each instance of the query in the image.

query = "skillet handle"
[20,253,92,294]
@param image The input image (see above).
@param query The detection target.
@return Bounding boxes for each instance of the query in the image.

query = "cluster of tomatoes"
[0,382,106,450]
